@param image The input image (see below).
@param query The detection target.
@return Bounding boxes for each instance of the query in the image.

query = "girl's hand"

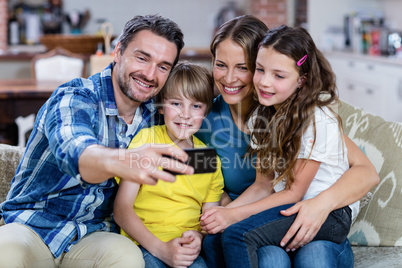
[200,206,238,234]
[279,197,332,251]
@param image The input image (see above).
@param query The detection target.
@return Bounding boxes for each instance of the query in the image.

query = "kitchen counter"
[0,46,212,80]
[324,50,402,67]
[0,45,211,61]
[0,45,47,61]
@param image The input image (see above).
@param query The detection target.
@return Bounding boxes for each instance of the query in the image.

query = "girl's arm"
[225,170,274,208]
[279,134,379,251]
[202,201,220,213]
[233,159,321,221]
[201,159,320,234]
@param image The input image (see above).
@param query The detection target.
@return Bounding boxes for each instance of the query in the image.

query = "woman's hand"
[279,196,332,251]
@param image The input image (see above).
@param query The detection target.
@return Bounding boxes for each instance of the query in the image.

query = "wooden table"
[0,79,64,145]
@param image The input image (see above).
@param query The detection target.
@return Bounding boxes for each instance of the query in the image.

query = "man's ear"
[113,42,121,63]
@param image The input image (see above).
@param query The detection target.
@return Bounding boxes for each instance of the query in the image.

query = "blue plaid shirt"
[0,65,157,258]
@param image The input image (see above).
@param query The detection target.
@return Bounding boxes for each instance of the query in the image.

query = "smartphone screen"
[164,147,218,175]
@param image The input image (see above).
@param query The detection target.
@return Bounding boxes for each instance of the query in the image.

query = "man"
[0,15,192,267]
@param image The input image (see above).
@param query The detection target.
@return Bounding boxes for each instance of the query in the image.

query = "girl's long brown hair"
[248,25,343,188]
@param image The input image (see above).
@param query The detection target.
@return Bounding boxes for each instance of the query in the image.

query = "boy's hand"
[181,230,203,253]
[156,236,199,268]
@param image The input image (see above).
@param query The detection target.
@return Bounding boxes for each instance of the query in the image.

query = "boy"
[114,62,224,268]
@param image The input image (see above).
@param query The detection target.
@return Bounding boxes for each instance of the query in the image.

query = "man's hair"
[117,14,184,66]
[155,61,214,115]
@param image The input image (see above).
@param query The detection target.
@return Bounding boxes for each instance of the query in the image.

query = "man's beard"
[118,73,158,103]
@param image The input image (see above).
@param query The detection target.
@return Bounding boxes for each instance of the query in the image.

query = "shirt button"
[97,188,102,193]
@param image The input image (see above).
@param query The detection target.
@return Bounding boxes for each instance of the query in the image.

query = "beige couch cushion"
[338,101,402,247]
[0,144,25,203]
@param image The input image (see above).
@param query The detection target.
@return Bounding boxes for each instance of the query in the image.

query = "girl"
[207,25,360,268]
[198,16,378,268]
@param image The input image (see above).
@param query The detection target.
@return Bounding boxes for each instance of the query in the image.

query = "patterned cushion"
[0,144,25,203]
[338,101,402,246]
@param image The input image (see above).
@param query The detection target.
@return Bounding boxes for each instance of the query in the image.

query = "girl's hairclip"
[297,54,308,66]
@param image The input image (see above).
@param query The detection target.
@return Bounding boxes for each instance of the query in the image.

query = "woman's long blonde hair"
[248,25,343,188]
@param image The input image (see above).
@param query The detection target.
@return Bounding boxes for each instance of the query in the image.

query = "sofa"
[1,101,402,267]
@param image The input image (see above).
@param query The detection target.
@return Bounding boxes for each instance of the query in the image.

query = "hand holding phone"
[164,148,218,175]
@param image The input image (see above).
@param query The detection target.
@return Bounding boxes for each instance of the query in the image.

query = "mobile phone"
[164,147,218,175]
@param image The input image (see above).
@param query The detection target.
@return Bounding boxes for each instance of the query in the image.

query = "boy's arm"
[113,180,163,251]
[114,179,198,267]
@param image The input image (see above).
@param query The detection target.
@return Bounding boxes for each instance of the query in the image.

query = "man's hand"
[279,198,332,251]
[79,144,194,185]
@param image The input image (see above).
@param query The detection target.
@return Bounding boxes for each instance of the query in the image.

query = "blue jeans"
[257,239,354,268]
[203,204,352,268]
[140,246,207,268]
[203,239,353,268]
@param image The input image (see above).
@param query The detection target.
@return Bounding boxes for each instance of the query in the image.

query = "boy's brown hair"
[155,61,214,115]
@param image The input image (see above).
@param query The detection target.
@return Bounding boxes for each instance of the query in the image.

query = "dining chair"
[17,47,88,147]
[31,46,87,81]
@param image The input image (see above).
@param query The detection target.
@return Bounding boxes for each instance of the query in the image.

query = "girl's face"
[253,47,302,110]
[159,94,207,148]
[213,39,254,105]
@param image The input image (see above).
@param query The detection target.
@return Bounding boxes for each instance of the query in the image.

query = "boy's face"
[159,94,207,148]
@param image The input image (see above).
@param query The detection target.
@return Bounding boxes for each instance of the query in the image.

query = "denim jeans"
[203,203,352,268]
[256,239,354,268]
[203,239,353,268]
[140,246,207,268]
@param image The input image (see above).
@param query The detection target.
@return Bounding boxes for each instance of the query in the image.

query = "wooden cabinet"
[326,52,402,122]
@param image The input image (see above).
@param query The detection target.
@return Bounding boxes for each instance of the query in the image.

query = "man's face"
[113,30,178,104]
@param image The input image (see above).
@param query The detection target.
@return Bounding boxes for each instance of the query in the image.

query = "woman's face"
[213,39,254,105]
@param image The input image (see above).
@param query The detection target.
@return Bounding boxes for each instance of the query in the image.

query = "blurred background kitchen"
[0,0,401,146]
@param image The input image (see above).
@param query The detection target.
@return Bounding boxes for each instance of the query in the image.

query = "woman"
[195,15,378,267]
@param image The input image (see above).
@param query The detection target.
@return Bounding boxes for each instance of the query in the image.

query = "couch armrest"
[0,144,25,203]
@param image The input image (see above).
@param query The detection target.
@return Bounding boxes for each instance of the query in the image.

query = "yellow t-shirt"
[116,125,224,243]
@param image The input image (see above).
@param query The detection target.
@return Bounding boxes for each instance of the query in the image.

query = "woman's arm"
[279,134,379,251]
